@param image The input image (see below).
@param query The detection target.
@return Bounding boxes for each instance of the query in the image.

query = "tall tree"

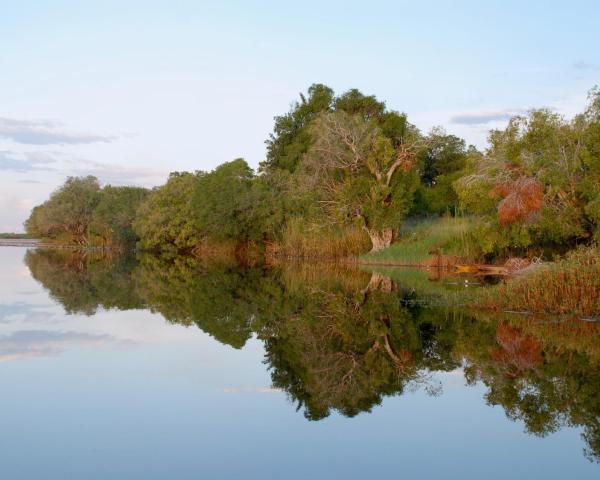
[134,172,202,253]
[25,176,101,244]
[89,185,149,248]
[301,111,421,250]
[262,83,334,173]
[193,158,276,243]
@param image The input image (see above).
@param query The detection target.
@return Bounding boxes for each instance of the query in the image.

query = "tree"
[300,110,421,251]
[579,87,600,239]
[262,83,334,173]
[412,128,470,215]
[193,158,272,243]
[89,186,149,248]
[25,176,101,244]
[454,90,600,253]
[134,172,202,254]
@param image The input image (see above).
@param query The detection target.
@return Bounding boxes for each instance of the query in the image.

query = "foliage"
[299,110,420,250]
[412,128,470,215]
[25,176,101,244]
[134,172,202,254]
[263,84,422,252]
[455,88,600,254]
[89,186,149,248]
[192,158,278,243]
[262,83,334,173]
[24,85,600,259]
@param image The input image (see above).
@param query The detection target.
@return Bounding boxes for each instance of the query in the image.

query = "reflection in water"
[0,330,116,362]
[24,249,600,462]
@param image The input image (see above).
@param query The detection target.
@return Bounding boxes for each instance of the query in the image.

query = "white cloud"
[573,60,600,70]
[0,117,117,145]
[449,109,526,126]
[0,330,119,361]
[0,150,58,173]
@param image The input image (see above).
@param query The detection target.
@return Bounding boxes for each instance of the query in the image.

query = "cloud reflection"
[0,330,119,361]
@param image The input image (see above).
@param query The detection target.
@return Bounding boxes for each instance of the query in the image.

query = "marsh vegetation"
[18,85,600,315]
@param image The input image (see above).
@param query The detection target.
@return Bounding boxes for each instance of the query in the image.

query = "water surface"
[0,247,599,479]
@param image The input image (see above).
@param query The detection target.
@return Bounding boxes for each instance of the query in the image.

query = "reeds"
[476,247,600,317]
[275,220,371,259]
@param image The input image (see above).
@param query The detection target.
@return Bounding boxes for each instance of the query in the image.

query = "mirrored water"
[1,247,599,479]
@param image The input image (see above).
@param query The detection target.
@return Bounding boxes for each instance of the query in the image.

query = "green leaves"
[25,176,101,243]
[90,186,149,247]
[192,158,269,242]
[134,172,202,253]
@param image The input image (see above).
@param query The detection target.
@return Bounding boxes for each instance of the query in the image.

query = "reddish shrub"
[494,177,544,225]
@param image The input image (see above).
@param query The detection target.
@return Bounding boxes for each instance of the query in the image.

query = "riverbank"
[359,216,479,267]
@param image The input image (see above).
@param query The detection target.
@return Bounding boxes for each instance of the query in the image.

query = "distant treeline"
[25,85,600,257]
[0,233,30,239]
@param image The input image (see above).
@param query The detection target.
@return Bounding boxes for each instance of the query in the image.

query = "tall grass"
[476,247,600,317]
[361,216,481,265]
[274,219,371,259]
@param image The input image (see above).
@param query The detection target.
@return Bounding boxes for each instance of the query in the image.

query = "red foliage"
[494,177,544,225]
[400,159,414,172]
[491,323,542,375]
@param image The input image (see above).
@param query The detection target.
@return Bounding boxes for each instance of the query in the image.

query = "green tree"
[412,128,471,215]
[134,172,202,254]
[193,159,275,243]
[454,89,600,253]
[579,87,600,239]
[25,176,101,244]
[301,110,420,250]
[262,83,334,173]
[89,186,149,248]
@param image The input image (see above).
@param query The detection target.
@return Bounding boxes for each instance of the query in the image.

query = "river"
[0,247,598,479]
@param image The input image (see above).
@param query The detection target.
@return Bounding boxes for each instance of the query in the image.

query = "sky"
[1,0,599,232]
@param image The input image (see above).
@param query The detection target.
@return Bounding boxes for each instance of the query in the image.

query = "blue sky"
[1,0,599,231]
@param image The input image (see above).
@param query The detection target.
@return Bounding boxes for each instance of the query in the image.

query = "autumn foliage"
[493,177,544,226]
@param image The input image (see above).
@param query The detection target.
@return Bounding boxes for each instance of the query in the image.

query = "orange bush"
[493,177,544,225]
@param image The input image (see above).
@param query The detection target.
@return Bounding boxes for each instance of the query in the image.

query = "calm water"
[0,247,599,479]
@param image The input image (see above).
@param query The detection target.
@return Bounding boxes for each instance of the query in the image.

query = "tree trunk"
[367,228,394,252]
[366,271,395,292]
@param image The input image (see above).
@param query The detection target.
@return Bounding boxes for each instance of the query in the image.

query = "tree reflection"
[25,249,600,461]
[25,249,142,314]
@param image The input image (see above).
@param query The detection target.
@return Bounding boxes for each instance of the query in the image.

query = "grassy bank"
[360,216,480,265]
[475,247,600,318]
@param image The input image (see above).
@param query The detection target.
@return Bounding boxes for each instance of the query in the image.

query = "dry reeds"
[476,247,600,317]
[275,220,371,259]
